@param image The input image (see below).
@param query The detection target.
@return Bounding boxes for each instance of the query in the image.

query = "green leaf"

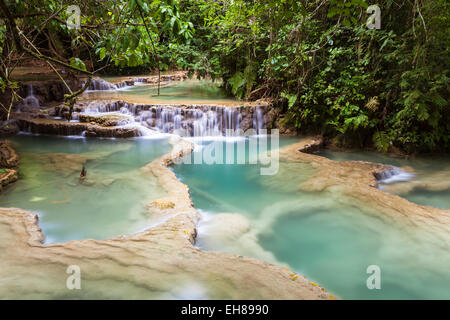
[69,57,87,71]
[373,131,391,153]
[281,91,298,108]
[228,71,246,98]
[98,47,106,60]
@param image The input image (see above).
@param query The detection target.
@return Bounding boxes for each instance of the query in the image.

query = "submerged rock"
[30,153,91,178]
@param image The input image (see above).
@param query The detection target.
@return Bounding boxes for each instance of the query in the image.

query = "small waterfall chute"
[86,78,117,91]
[17,85,40,112]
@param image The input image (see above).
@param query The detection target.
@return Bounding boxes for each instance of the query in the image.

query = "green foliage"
[3,0,448,153]
[181,0,449,153]
[228,71,246,98]
[69,57,87,72]
[373,131,391,153]
[280,91,297,109]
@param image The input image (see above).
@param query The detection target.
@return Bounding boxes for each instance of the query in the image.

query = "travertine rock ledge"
[17,118,142,138]
[279,138,450,238]
[0,137,331,300]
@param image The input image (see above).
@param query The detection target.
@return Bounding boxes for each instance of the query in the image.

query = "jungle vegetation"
[0,0,448,153]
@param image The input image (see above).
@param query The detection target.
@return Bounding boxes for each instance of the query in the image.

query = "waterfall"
[114,82,129,89]
[375,167,415,184]
[134,78,146,84]
[26,85,40,107]
[252,107,265,134]
[85,101,122,113]
[75,102,266,137]
[17,85,40,112]
[87,79,117,91]
[174,108,182,131]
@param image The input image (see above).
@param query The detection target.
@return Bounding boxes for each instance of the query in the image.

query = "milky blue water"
[173,138,450,300]
[315,150,450,209]
[2,134,171,243]
[2,134,449,299]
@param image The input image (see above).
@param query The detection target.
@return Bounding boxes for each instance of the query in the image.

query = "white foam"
[379,167,415,184]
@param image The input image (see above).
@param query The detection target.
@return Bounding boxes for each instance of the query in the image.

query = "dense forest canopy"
[0,0,448,153]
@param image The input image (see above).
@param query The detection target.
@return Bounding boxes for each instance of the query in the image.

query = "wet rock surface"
[74,99,270,136]
[78,113,133,127]
[0,141,19,191]
[279,138,450,231]
[16,118,142,138]
[84,123,141,138]
[0,120,21,136]
[17,118,88,136]
[16,80,81,106]
[12,97,272,138]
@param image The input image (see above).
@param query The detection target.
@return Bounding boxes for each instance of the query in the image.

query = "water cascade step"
[79,100,267,137]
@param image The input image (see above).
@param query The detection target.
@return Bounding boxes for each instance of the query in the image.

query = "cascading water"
[87,79,117,91]
[376,166,415,185]
[76,101,266,137]
[17,85,40,112]
[86,77,145,91]
[252,106,265,134]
